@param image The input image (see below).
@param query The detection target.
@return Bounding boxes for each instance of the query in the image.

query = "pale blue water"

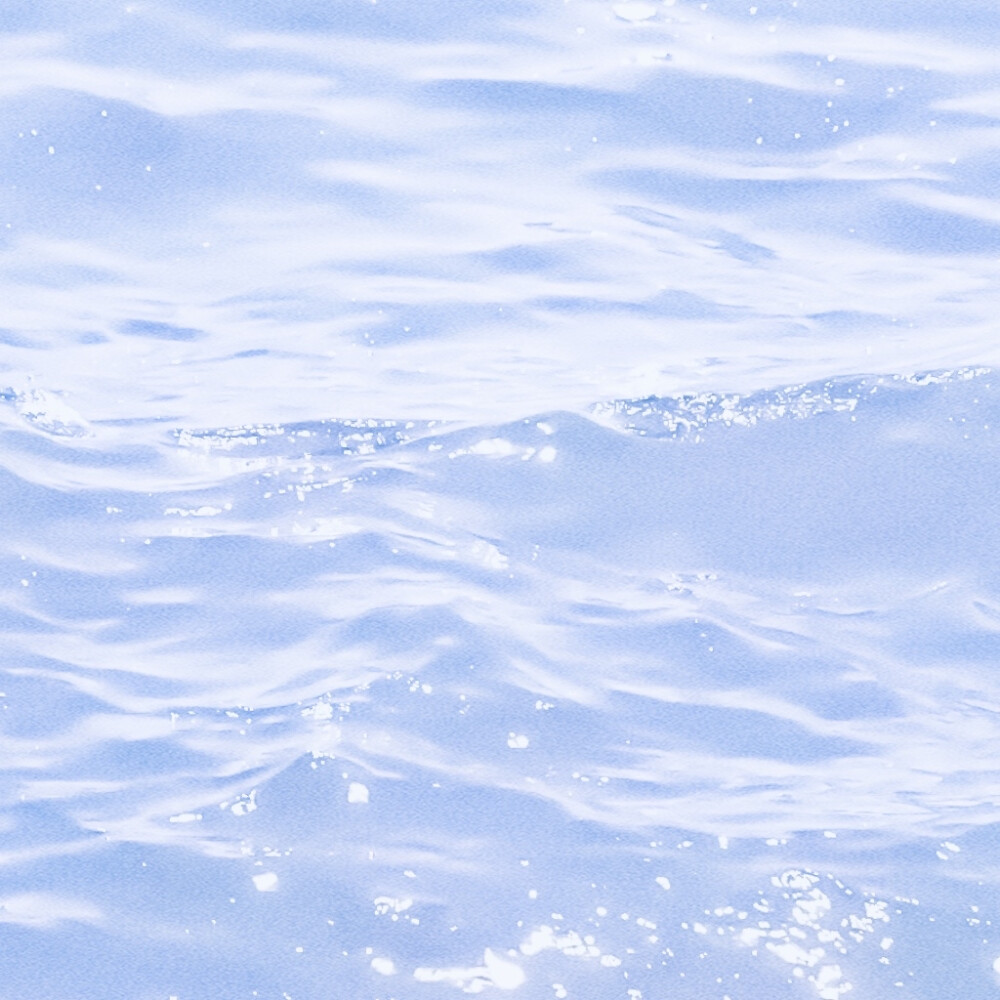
[3,3,1000,998]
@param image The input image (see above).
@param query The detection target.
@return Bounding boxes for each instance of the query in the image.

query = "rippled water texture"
[4,2,1000,999]
[5,0,1000,422]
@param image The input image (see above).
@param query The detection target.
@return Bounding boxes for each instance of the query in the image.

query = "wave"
[3,369,999,831]
[1,369,999,997]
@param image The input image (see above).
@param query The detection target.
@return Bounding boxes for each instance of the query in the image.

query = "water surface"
[3,2,1000,998]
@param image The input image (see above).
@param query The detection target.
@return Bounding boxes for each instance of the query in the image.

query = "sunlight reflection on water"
[3,1,1000,997]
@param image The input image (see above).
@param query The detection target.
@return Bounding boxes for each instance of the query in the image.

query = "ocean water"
[3,2,1000,998]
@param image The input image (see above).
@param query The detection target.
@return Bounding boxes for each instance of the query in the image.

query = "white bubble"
[252,872,279,892]
[371,956,396,975]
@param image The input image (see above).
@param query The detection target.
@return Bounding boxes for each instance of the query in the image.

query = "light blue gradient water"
[3,3,1000,998]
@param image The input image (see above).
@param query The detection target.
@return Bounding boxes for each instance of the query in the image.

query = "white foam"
[252,872,279,892]
[414,948,525,992]
[371,956,396,975]
[348,782,370,804]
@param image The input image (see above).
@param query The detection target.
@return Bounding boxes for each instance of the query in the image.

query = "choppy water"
[4,2,1000,998]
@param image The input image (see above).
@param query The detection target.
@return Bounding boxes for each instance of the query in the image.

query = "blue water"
[4,3,1000,998]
